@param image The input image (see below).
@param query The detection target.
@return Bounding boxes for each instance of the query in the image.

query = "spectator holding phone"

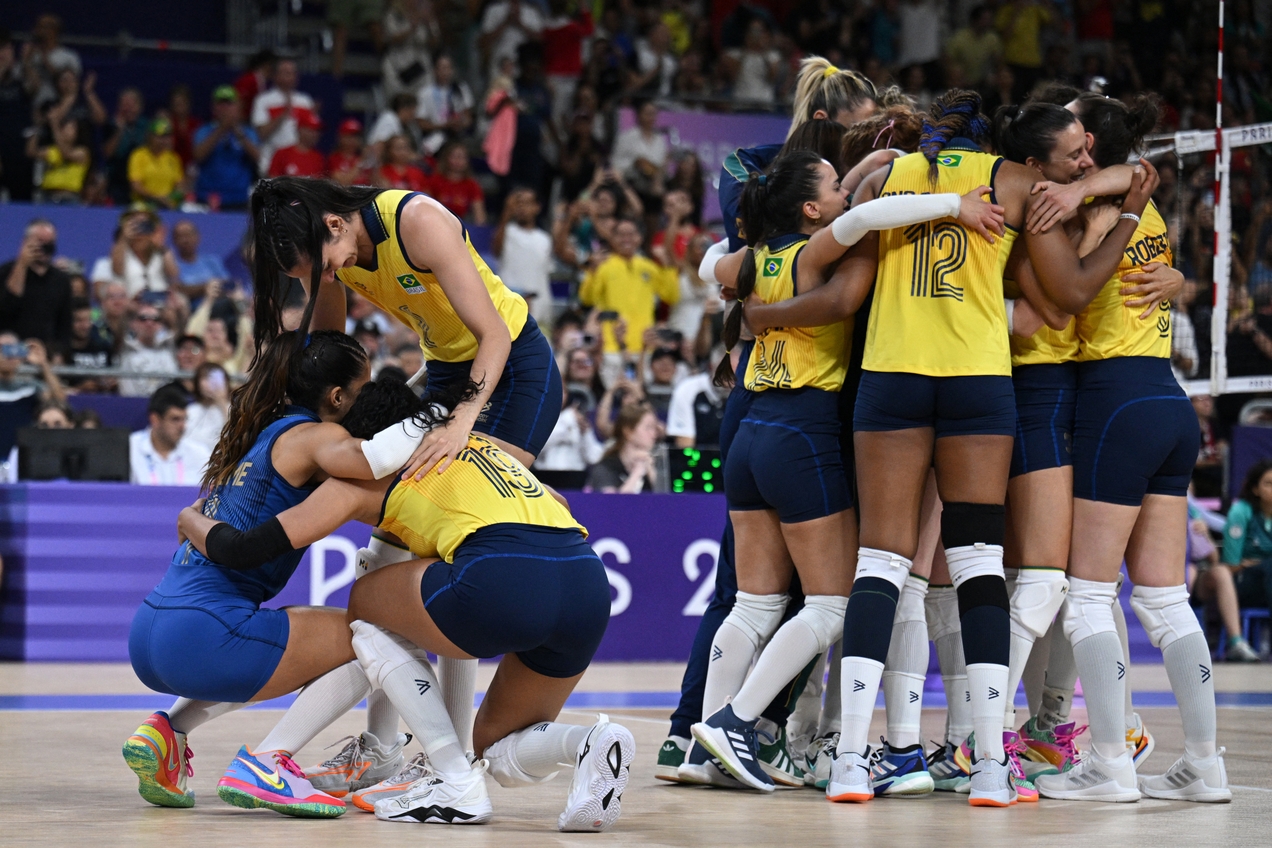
[0,332,67,476]
[585,401,662,493]
[99,210,178,299]
[1,219,73,351]
[183,362,231,450]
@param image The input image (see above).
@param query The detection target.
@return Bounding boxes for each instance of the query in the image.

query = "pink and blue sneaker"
[1003,731,1039,802]
[217,746,345,817]
[123,710,196,808]
[1018,717,1085,777]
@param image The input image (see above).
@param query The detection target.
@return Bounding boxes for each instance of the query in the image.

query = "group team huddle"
[120,56,1230,832]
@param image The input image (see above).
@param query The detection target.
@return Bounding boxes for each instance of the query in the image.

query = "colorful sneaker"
[304,732,409,797]
[927,740,970,792]
[558,715,635,832]
[1035,749,1140,802]
[1019,717,1085,776]
[826,747,874,803]
[871,740,934,797]
[1138,748,1232,803]
[675,742,748,789]
[122,711,195,808]
[804,732,839,789]
[352,752,432,812]
[655,736,689,782]
[1003,731,1038,802]
[374,759,492,824]
[968,754,1016,807]
[691,705,774,792]
[757,722,807,788]
[217,746,345,817]
[1126,713,1154,766]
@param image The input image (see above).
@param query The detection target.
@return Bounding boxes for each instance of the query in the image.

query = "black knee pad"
[941,502,1005,550]
[842,577,900,665]
[957,575,1011,666]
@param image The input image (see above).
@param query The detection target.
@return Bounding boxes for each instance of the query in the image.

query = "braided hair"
[918,89,991,181]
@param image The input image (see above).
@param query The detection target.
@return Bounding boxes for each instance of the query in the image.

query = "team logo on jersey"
[763,257,784,277]
[937,153,963,167]
[396,273,426,294]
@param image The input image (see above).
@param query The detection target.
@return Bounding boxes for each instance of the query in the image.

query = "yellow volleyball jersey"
[1003,278,1080,366]
[337,190,528,362]
[864,148,1019,377]
[742,235,849,392]
[377,433,584,562]
[1075,201,1172,361]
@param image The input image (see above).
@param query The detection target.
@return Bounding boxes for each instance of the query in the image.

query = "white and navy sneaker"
[676,741,749,789]
[872,740,935,797]
[374,759,492,824]
[804,732,839,789]
[558,715,635,832]
[692,705,774,792]
[1138,749,1232,803]
[1035,749,1140,803]
[968,754,1016,807]
[928,740,970,792]
[826,747,875,803]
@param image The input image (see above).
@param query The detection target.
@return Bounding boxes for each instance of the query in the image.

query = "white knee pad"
[356,535,415,578]
[924,585,960,642]
[350,619,432,689]
[484,726,557,788]
[895,575,929,626]
[1010,569,1069,640]
[1130,584,1202,651]
[1059,578,1118,646]
[944,544,1005,589]
[793,595,849,654]
[724,592,789,649]
[856,547,913,592]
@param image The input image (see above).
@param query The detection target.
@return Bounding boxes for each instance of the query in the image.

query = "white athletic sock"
[439,656,478,753]
[883,575,928,747]
[1039,622,1077,730]
[837,656,884,756]
[1021,621,1052,719]
[702,622,761,717]
[485,722,590,785]
[366,688,399,742]
[731,599,844,722]
[787,655,824,750]
[166,699,245,735]
[1163,632,1218,760]
[967,663,1008,762]
[1112,597,1136,729]
[928,585,972,746]
[380,660,469,777]
[1072,631,1127,758]
[257,660,371,755]
[819,640,843,736]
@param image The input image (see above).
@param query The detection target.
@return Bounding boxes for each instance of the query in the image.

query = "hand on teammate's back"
[958,186,1006,244]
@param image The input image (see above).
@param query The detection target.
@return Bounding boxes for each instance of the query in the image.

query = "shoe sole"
[352,788,409,812]
[1130,732,1155,767]
[655,763,687,782]
[759,761,806,788]
[376,801,493,824]
[559,723,635,832]
[1036,783,1140,803]
[123,736,195,809]
[676,763,748,789]
[877,772,936,797]
[1139,782,1233,803]
[691,725,774,793]
[217,783,345,817]
[826,787,873,803]
[968,794,1016,807]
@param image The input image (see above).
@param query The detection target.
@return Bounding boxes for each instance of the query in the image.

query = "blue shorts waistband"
[1077,356,1178,390]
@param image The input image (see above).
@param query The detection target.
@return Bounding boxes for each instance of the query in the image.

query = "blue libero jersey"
[154,408,320,605]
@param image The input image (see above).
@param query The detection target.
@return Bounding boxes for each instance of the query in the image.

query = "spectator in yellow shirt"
[579,218,679,375]
[32,115,90,203]
[944,5,1002,88]
[128,118,186,208]
[995,0,1053,100]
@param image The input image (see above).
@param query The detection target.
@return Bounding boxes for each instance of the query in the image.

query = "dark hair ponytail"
[992,102,1079,165]
[340,373,481,440]
[780,118,848,172]
[919,89,990,180]
[250,177,382,359]
[201,329,369,492]
[1072,93,1160,169]
[715,150,826,387]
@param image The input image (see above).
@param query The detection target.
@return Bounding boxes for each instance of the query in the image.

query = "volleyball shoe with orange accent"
[123,710,195,808]
[304,732,410,797]
[351,752,432,812]
[217,746,345,817]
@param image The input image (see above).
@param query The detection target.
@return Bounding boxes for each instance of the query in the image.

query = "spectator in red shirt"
[166,84,200,170]
[267,111,325,178]
[232,49,276,125]
[375,135,429,191]
[651,189,700,265]
[328,118,370,186]
[543,0,594,136]
[425,139,487,224]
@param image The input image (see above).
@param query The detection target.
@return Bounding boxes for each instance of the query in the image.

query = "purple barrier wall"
[0,483,726,662]
[1229,425,1272,501]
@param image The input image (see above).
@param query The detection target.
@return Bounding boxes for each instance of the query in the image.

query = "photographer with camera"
[0,331,67,480]
[97,209,179,300]
[1,219,73,351]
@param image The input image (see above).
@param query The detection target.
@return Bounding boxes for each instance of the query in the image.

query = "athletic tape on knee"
[1010,569,1069,640]
[484,726,559,788]
[855,547,913,591]
[724,592,789,649]
[1060,578,1119,646]
[940,502,1005,550]
[793,595,850,654]
[945,544,1005,590]
[924,584,960,642]
[1130,584,1202,650]
[350,619,433,689]
[357,535,415,578]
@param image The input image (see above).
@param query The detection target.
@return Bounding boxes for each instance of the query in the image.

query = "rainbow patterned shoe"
[1003,731,1038,802]
[217,746,345,818]
[1019,717,1085,777]
[1126,713,1155,766]
[123,710,195,808]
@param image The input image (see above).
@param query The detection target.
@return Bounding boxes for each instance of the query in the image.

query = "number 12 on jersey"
[904,221,968,301]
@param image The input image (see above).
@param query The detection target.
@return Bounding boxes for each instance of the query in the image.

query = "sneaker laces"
[183,742,195,778]
[386,752,431,785]
[272,751,307,779]
[1052,723,1088,762]
[318,735,366,769]
[1003,735,1029,780]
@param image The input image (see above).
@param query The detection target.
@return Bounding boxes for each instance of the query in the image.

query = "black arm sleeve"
[205,517,296,570]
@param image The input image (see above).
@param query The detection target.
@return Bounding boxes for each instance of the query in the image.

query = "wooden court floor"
[3,662,1271,847]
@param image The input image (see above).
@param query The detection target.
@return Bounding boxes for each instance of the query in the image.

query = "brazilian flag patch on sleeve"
[763,257,784,277]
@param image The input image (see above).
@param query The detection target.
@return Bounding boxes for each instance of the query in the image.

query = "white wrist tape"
[361,417,428,479]
[698,239,730,285]
[831,193,962,247]
[1004,298,1016,334]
